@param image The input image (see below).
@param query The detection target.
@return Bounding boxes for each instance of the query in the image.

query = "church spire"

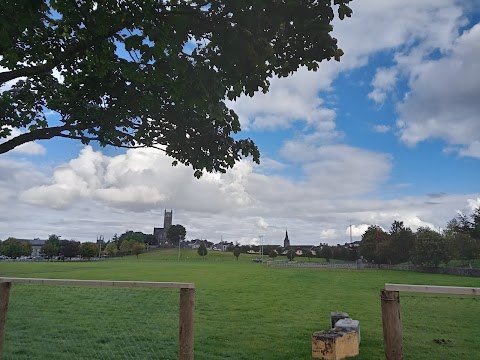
[284,229,290,248]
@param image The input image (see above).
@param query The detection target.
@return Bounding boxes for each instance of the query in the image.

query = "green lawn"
[0,249,479,359]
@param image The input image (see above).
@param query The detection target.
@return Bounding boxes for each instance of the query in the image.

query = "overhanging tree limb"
[0,0,353,176]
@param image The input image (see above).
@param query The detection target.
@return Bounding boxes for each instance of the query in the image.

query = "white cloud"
[349,224,370,237]
[467,198,480,211]
[457,141,480,159]
[397,24,480,152]
[229,0,470,156]
[372,125,390,133]
[2,148,478,244]
[277,143,392,198]
[368,68,398,104]
[255,217,269,230]
[320,229,337,240]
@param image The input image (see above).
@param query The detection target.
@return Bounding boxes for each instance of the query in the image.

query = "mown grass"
[0,249,479,359]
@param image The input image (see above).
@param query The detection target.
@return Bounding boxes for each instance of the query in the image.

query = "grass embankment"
[0,249,479,359]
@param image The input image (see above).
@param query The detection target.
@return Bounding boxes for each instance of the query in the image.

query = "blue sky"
[1,0,480,245]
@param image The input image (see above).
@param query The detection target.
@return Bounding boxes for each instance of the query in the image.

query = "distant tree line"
[0,238,32,258]
[40,234,97,260]
[358,207,480,267]
[222,207,479,268]
[1,224,190,261]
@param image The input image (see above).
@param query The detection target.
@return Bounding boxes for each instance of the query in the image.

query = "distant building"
[213,241,234,251]
[281,230,316,254]
[15,238,47,257]
[153,210,173,246]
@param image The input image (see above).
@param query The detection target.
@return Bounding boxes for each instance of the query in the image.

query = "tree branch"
[0,124,167,154]
[0,126,68,154]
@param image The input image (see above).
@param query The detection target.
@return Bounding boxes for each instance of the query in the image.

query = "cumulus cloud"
[7,144,476,245]
[397,24,480,152]
[12,145,472,244]
[467,198,480,211]
[457,141,480,159]
[19,146,254,212]
[278,142,392,197]
[255,217,269,230]
[372,125,390,134]
[349,224,370,237]
[368,68,398,104]
[229,0,470,158]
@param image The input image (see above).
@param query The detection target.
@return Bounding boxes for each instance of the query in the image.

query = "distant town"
[1,206,479,269]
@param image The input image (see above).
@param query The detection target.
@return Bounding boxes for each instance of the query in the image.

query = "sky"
[1,0,480,246]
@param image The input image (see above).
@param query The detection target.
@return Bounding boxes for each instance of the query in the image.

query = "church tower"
[164,209,173,233]
[283,229,290,248]
[154,209,174,245]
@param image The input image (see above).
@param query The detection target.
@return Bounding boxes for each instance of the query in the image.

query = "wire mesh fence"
[401,293,480,359]
[0,279,195,360]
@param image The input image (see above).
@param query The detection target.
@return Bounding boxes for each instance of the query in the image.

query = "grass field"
[0,249,479,359]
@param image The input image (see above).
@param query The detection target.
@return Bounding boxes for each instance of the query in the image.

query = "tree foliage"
[80,242,98,259]
[449,232,479,267]
[104,242,118,257]
[118,231,150,247]
[0,0,352,176]
[286,249,296,261]
[0,238,31,258]
[319,245,332,262]
[120,239,135,254]
[269,249,278,259]
[303,249,313,261]
[41,242,59,259]
[357,210,480,267]
[167,224,186,245]
[359,225,388,263]
[233,246,241,260]
[389,221,415,264]
[445,209,480,267]
[131,241,145,259]
[197,242,208,258]
[412,227,450,267]
[60,240,81,260]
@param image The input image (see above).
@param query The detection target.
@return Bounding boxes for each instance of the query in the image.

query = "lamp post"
[97,235,104,259]
[178,235,181,261]
[259,235,264,262]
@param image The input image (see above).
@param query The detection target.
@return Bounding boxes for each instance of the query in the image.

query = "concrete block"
[312,329,359,360]
[335,318,361,344]
[330,311,349,328]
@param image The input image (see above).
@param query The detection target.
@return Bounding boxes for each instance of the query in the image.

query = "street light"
[259,235,264,262]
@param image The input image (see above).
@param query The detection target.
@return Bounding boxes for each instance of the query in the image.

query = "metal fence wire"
[3,282,181,359]
[400,293,480,360]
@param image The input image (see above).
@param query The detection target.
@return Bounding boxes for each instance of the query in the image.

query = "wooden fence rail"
[0,277,195,360]
[381,284,480,360]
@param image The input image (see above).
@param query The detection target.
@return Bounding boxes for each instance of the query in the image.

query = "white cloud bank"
[397,24,480,156]
[0,146,477,245]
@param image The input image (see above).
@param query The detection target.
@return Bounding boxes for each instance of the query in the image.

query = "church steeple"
[284,229,290,248]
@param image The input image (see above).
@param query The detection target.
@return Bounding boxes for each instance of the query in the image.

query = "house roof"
[15,239,47,246]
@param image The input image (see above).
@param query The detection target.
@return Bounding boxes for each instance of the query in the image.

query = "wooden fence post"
[381,289,403,360]
[179,288,195,360]
[0,282,12,360]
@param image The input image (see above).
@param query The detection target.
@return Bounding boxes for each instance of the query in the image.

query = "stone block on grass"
[335,318,361,344]
[312,329,359,360]
[330,311,349,328]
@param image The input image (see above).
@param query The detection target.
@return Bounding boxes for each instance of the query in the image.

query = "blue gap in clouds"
[329,52,480,198]
[235,126,304,180]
